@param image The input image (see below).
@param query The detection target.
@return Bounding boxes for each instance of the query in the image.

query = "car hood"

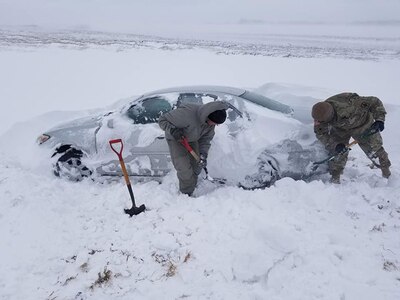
[48,113,104,130]
[42,113,109,153]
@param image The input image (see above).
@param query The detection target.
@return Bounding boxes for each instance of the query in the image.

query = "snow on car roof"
[139,85,247,98]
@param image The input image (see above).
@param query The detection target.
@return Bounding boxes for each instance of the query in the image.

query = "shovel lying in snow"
[180,137,227,185]
[109,139,146,217]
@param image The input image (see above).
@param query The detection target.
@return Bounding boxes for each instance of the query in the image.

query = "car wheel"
[53,147,92,181]
[239,153,281,190]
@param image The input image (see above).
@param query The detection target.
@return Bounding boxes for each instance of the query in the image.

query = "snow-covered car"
[37,85,327,188]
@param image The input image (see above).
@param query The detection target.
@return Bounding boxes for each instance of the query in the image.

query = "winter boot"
[375,147,391,178]
[330,173,341,184]
[381,166,391,178]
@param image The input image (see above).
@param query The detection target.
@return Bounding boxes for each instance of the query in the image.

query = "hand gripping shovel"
[180,137,227,185]
[311,139,359,170]
[109,139,146,217]
[311,127,381,171]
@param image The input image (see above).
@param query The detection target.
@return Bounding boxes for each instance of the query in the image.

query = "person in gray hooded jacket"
[158,101,229,195]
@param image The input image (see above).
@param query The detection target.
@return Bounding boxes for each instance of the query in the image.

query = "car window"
[208,93,245,122]
[127,96,172,124]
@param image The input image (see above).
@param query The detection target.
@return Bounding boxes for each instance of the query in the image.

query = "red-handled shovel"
[180,137,200,162]
[109,139,146,217]
[180,137,227,185]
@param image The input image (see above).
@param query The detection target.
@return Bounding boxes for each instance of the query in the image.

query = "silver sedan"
[37,85,325,188]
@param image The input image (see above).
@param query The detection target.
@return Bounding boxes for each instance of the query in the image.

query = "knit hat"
[311,102,334,122]
[208,109,227,124]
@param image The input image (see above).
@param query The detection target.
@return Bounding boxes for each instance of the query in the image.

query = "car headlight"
[37,134,51,145]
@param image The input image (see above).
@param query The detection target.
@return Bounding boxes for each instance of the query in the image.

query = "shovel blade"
[124,204,146,217]
[209,177,227,185]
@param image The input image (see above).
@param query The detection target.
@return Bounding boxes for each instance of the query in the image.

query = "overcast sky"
[1,0,400,32]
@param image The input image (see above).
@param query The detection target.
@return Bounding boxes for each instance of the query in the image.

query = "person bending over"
[159,101,228,195]
[312,92,391,183]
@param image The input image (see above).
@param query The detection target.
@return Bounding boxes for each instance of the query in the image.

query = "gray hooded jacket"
[158,101,229,155]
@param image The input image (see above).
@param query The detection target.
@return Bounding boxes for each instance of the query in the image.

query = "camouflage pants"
[325,131,391,176]
[167,139,200,195]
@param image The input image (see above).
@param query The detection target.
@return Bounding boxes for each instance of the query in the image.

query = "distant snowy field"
[0,27,399,299]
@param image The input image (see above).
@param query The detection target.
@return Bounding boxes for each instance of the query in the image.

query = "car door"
[95,90,244,180]
[95,95,174,179]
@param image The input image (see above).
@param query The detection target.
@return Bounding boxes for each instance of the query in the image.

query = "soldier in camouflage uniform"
[159,101,228,195]
[312,93,391,184]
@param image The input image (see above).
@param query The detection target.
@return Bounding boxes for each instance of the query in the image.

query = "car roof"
[139,85,247,99]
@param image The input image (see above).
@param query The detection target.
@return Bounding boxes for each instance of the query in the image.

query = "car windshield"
[127,96,172,124]
[241,91,293,114]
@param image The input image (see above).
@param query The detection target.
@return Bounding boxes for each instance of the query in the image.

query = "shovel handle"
[313,139,360,167]
[109,139,124,158]
[180,137,223,183]
[312,128,379,168]
[180,137,200,162]
[347,139,358,148]
[109,139,130,186]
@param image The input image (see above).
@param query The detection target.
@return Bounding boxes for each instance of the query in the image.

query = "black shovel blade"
[124,204,146,217]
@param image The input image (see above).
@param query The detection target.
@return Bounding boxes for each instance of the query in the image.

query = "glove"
[370,120,384,132]
[169,127,184,141]
[335,143,347,154]
[198,154,207,169]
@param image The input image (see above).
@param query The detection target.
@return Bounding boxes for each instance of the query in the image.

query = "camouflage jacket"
[314,93,386,147]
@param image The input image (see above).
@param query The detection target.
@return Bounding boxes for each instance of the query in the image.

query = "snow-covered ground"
[1,25,400,299]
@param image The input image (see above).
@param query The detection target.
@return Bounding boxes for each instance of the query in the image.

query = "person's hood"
[198,101,229,123]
